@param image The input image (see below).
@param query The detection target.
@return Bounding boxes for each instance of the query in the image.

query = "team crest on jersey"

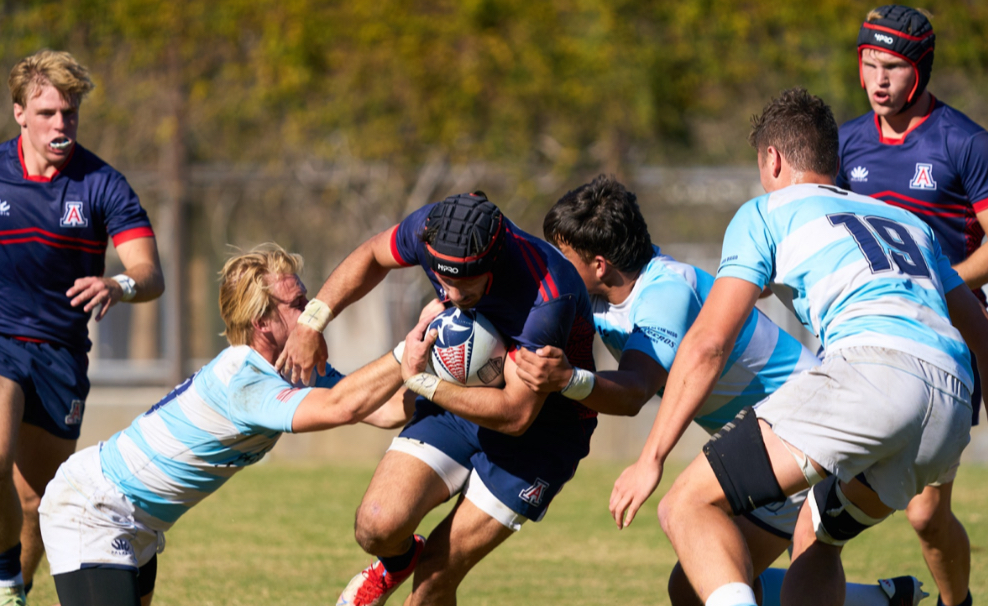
[909,163,937,190]
[64,399,83,425]
[0,200,9,216]
[849,166,869,182]
[519,478,550,506]
[60,201,89,227]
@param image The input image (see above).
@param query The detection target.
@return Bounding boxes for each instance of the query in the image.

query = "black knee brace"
[808,475,888,545]
[703,406,786,515]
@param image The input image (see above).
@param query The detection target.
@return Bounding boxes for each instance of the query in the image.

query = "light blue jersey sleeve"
[226,358,312,434]
[624,279,703,372]
[717,198,775,288]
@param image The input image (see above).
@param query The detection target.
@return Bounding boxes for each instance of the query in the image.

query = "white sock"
[706,582,758,606]
[0,573,23,588]
[843,582,890,606]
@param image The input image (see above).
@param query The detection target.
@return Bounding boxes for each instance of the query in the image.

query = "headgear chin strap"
[423,192,506,279]
[857,5,935,114]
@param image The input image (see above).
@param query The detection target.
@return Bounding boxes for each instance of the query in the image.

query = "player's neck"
[603,269,640,305]
[878,92,932,139]
[19,134,70,178]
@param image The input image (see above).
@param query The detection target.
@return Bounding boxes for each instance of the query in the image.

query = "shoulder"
[839,112,875,140]
[935,101,987,136]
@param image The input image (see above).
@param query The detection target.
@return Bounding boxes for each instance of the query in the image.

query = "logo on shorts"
[910,163,937,190]
[519,478,550,506]
[60,201,88,227]
[64,399,83,425]
[111,538,133,557]
[849,166,869,182]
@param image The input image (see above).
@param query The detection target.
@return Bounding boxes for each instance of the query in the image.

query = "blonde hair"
[8,49,95,107]
[218,243,304,346]
[866,7,932,23]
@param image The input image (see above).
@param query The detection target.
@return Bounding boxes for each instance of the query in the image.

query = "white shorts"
[754,346,972,510]
[388,437,529,531]
[39,445,165,575]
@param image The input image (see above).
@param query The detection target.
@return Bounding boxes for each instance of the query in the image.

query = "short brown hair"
[748,87,839,177]
[8,49,94,107]
[218,243,304,346]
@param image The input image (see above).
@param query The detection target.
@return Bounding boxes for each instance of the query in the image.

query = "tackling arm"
[515,346,667,416]
[609,277,761,528]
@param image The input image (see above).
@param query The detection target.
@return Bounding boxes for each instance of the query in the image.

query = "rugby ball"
[427,308,506,387]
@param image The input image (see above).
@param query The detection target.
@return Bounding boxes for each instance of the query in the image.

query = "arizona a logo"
[910,163,937,190]
[64,400,83,425]
[519,478,550,506]
[60,201,89,227]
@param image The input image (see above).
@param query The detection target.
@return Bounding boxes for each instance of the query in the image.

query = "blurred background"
[2,0,986,459]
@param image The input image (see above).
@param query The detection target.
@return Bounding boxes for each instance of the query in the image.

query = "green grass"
[30,461,988,605]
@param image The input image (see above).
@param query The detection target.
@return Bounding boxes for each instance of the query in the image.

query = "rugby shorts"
[40,445,164,576]
[393,397,596,529]
[0,334,89,439]
[754,346,971,510]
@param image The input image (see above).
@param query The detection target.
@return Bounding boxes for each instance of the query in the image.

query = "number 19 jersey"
[718,183,972,390]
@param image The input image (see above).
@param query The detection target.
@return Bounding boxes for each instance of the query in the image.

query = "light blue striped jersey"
[718,183,971,389]
[594,246,819,432]
[99,345,343,529]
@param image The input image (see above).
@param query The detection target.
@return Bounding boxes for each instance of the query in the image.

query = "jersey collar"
[873,94,938,146]
[17,136,75,183]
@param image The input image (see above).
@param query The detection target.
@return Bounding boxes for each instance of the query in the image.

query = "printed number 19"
[827,213,931,278]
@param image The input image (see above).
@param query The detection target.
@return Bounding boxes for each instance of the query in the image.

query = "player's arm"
[952,208,988,289]
[360,389,416,429]
[67,236,165,321]
[278,225,404,384]
[515,347,666,416]
[945,285,988,392]
[401,323,548,436]
[291,312,432,432]
[609,277,761,529]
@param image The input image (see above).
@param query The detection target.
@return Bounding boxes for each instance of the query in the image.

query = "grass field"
[30,460,988,605]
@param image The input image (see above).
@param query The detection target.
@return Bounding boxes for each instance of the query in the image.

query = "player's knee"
[808,476,889,546]
[905,490,948,536]
[353,506,401,554]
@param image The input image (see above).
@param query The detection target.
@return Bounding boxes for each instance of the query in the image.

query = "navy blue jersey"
[837,98,988,272]
[392,202,597,424]
[0,137,154,350]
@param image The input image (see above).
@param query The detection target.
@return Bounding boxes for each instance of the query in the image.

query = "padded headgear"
[857,5,935,112]
[423,192,506,279]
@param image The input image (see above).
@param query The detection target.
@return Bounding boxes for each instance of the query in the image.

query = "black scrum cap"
[423,192,506,279]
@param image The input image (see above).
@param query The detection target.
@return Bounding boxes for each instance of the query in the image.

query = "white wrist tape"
[298,299,333,332]
[393,341,405,364]
[405,372,443,401]
[560,367,595,401]
[111,274,136,302]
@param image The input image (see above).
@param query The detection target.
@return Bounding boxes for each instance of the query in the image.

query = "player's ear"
[593,256,609,280]
[12,104,26,128]
[767,146,783,179]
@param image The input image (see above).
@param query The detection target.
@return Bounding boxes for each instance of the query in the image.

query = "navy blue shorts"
[400,398,597,521]
[0,335,89,440]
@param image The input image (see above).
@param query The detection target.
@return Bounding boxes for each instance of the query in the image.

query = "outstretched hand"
[276,325,328,386]
[609,459,664,530]
[514,345,572,393]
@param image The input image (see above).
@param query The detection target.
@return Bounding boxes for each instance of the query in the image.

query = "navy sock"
[0,543,21,581]
[939,592,973,606]
[379,539,417,573]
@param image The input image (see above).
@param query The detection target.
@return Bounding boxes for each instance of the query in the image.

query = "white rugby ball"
[427,308,506,387]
